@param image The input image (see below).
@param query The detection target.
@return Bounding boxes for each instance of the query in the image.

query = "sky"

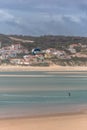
[0,0,87,36]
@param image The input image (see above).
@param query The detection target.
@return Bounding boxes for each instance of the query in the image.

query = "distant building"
[68,48,76,54]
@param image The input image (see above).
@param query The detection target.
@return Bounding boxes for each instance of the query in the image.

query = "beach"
[0,113,86,130]
[1,65,87,71]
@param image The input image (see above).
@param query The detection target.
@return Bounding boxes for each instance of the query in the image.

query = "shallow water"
[0,71,86,117]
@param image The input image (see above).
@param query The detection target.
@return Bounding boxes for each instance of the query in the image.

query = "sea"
[0,71,87,118]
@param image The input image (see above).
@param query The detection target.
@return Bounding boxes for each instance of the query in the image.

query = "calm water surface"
[0,71,86,117]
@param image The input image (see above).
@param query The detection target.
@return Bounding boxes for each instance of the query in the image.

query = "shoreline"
[1,65,87,72]
[0,109,85,119]
[0,112,87,130]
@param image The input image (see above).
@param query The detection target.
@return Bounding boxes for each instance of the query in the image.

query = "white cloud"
[0,10,14,21]
[64,15,81,23]
[0,9,21,25]
[62,13,87,23]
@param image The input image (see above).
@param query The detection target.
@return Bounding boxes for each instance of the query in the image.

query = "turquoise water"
[0,71,87,117]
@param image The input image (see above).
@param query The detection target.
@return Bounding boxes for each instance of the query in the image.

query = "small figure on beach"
[68,92,71,97]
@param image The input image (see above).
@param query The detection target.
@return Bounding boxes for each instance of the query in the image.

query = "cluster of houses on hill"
[67,43,87,58]
[0,42,87,66]
[0,43,47,65]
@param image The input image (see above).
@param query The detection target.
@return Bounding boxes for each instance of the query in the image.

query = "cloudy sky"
[0,0,87,36]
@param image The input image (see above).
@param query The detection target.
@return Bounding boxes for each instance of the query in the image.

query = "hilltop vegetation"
[0,34,87,49]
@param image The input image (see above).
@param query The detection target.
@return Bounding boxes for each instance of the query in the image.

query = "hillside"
[0,34,87,50]
[0,34,87,66]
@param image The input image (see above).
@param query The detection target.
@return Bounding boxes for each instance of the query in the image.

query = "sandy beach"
[1,65,87,71]
[0,113,86,130]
